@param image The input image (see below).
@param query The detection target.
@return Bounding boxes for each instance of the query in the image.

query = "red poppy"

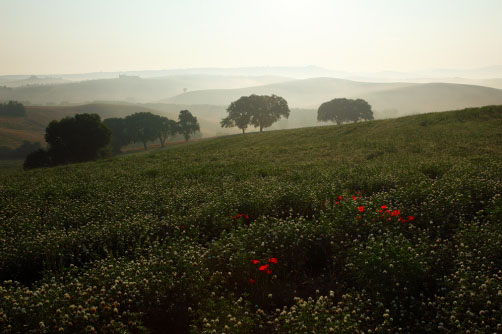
[337,196,343,201]
[259,264,269,271]
[391,210,401,216]
[399,217,407,223]
[381,205,387,209]
[358,206,365,212]
[265,269,272,275]
[268,258,278,264]
[407,216,415,221]
[250,259,260,264]
[244,214,249,219]
[335,201,339,205]
[181,225,185,229]
[352,196,358,201]
[249,278,255,284]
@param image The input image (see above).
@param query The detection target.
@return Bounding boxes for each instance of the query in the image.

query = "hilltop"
[165,77,502,115]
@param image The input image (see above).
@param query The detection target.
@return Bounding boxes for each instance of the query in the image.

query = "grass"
[0,105,501,333]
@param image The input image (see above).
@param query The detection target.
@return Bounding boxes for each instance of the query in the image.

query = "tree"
[178,110,200,142]
[125,112,159,150]
[157,116,179,147]
[45,113,111,164]
[317,98,374,125]
[103,117,131,154]
[249,94,290,132]
[220,96,253,134]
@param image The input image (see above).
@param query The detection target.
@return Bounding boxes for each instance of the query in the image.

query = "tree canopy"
[220,96,253,134]
[103,118,131,154]
[178,110,200,142]
[124,112,159,150]
[157,116,179,147]
[317,98,374,125]
[45,113,111,164]
[221,94,290,133]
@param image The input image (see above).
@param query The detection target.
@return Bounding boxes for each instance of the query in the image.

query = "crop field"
[0,106,501,333]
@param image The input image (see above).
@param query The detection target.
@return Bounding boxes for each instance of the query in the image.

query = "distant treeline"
[0,101,25,117]
[0,141,41,160]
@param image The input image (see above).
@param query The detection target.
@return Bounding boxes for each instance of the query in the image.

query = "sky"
[0,0,501,75]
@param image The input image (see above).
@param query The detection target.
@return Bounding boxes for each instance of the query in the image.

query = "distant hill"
[0,75,291,105]
[164,78,502,117]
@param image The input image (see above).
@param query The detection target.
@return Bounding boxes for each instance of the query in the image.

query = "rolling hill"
[0,106,501,333]
[165,78,502,117]
[0,75,291,105]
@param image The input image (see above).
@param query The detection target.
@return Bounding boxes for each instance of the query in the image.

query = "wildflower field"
[1,106,501,333]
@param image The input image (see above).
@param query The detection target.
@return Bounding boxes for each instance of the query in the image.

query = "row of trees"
[24,110,200,169]
[104,110,199,153]
[0,101,26,117]
[220,95,374,133]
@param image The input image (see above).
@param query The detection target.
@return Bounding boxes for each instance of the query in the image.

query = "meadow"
[0,105,501,333]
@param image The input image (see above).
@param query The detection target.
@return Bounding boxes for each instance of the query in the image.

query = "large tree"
[125,112,159,150]
[157,116,179,147]
[103,117,131,154]
[178,110,200,142]
[317,98,374,125]
[249,94,290,132]
[220,96,253,134]
[44,113,111,164]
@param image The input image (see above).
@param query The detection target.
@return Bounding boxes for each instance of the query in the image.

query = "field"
[1,106,501,333]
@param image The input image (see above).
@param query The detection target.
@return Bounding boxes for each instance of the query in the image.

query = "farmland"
[1,105,501,333]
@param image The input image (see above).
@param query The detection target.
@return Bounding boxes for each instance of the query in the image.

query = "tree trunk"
[143,142,147,150]
[242,128,245,134]
[260,125,263,132]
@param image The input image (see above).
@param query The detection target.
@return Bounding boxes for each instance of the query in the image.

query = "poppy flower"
[335,201,339,205]
[244,214,249,219]
[407,216,415,221]
[268,258,278,264]
[265,269,272,275]
[381,205,387,209]
[259,264,269,271]
[352,196,358,201]
[391,210,401,216]
[358,206,364,212]
[337,196,343,201]
[249,278,255,284]
[250,259,260,264]
[181,225,185,229]
[399,217,407,223]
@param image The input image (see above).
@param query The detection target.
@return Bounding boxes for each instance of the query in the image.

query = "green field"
[1,106,501,333]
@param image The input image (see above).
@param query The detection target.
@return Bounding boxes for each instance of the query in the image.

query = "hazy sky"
[1,0,501,75]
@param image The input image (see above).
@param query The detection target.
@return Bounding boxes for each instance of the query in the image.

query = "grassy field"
[0,106,501,333]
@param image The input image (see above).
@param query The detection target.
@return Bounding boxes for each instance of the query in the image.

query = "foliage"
[124,112,160,150]
[220,96,253,133]
[221,94,291,133]
[103,118,131,154]
[317,98,374,125]
[1,106,501,333]
[44,113,111,165]
[178,109,200,142]
[157,116,179,147]
[0,101,25,117]
[22,148,51,169]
